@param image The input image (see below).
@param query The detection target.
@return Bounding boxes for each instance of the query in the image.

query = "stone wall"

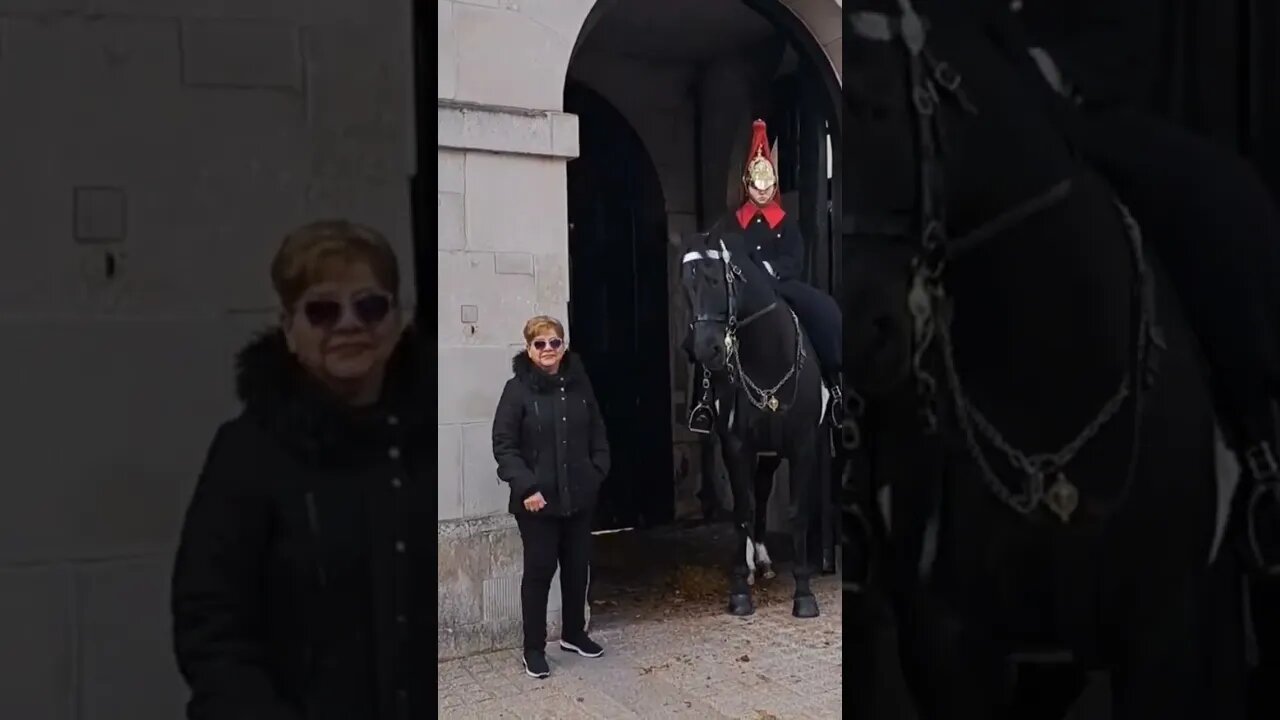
[0,1,416,718]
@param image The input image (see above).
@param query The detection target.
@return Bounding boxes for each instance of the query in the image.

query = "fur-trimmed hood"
[510,350,589,394]
[233,326,424,465]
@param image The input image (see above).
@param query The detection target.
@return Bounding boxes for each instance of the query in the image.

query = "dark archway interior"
[564,80,674,532]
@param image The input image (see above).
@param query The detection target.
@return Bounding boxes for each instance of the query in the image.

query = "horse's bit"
[850,0,1163,524]
[684,240,807,418]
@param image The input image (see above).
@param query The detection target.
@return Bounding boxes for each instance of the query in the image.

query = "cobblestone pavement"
[438,572,842,719]
[437,571,839,717]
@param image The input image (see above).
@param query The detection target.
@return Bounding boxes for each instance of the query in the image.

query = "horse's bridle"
[848,0,1163,525]
[683,238,808,417]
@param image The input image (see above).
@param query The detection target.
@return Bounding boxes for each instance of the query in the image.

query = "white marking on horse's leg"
[728,403,735,431]
[1210,423,1240,565]
[755,541,776,579]
[820,383,831,425]
[877,485,892,533]
[746,535,756,585]
[583,563,592,632]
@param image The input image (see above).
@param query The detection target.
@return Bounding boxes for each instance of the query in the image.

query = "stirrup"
[688,403,715,434]
[1242,479,1280,576]
[822,380,845,427]
[1241,440,1280,575]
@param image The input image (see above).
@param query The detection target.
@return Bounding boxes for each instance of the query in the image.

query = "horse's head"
[680,230,780,372]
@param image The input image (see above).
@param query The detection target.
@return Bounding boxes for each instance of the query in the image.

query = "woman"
[491,315,610,679]
[171,219,426,720]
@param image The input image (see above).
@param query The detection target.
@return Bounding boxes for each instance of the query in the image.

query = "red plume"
[744,119,770,175]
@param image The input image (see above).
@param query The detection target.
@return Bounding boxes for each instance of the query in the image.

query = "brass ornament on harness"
[767,396,780,412]
[1045,473,1080,523]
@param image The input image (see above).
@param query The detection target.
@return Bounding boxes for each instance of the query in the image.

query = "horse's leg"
[698,433,720,521]
[787,438,820,618]
[752,454,781,584]
[721,435,758,616]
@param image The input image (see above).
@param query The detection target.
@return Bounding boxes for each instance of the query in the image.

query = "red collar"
[736,200,786,229]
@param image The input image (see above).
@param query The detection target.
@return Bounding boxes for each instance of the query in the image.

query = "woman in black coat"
[491,315,610,679]
[171,220,426,720]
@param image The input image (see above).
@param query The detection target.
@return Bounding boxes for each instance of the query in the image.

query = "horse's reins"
[683,242,808,416]
[848,0,1162,527]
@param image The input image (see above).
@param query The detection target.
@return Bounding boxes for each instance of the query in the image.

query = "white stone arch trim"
[437,0,840,113]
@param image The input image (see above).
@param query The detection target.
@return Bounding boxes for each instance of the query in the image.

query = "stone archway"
[436,0,838,113]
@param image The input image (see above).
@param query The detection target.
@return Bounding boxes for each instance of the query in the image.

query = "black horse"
[680,230,827,618]
[841,1,1248,717]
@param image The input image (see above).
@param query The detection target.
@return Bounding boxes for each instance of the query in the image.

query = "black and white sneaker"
[522,649,550,679]
[559,635,604,658]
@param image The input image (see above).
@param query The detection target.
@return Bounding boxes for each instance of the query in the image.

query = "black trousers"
[515,510,593,651]
[1069,108,1280,426]
[778,280,843,374]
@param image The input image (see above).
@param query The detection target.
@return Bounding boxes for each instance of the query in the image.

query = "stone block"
[303,21,413,180]
[73,186,128,243]
[463,152,567,254]
[519,0,598,45]
[533,252,568,307]
[0,317,253,563]
[437,531,484,628]
[462,421,506,517]
[437,150,464,193]
[453,2,568,111]
[0,0,80,11]
[436,251,536,347]
[494,252,533,276]
[486,521,523,578]
[437,192,464,250]
[437,0,456,100]
[438,424,464,521]
[301,179,414,283]
[823,37,842,81]
[437,345,516,424]
[86,0,375,23]
[550,110,579,158]
[0,566,73,720]
[76,556,186,720]
[180,20,302,90]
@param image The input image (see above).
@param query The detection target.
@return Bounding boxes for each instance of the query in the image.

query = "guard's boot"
[823,371,846,428]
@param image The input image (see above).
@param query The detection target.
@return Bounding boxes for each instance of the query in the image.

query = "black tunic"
[724,211,807,283]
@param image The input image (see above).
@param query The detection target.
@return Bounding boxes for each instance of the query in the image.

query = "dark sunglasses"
[531,337,563,351]
[300,294,393,329]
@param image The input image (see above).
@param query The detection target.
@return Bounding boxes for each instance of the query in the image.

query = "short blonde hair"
[270,219,401,309]
[522,315,565,344]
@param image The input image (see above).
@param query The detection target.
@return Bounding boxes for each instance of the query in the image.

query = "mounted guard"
[686,119,845,434]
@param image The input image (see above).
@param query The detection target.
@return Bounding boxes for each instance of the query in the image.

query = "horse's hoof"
[746,572,755,586]
[728,593,755,616]
[792,594,820,618]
